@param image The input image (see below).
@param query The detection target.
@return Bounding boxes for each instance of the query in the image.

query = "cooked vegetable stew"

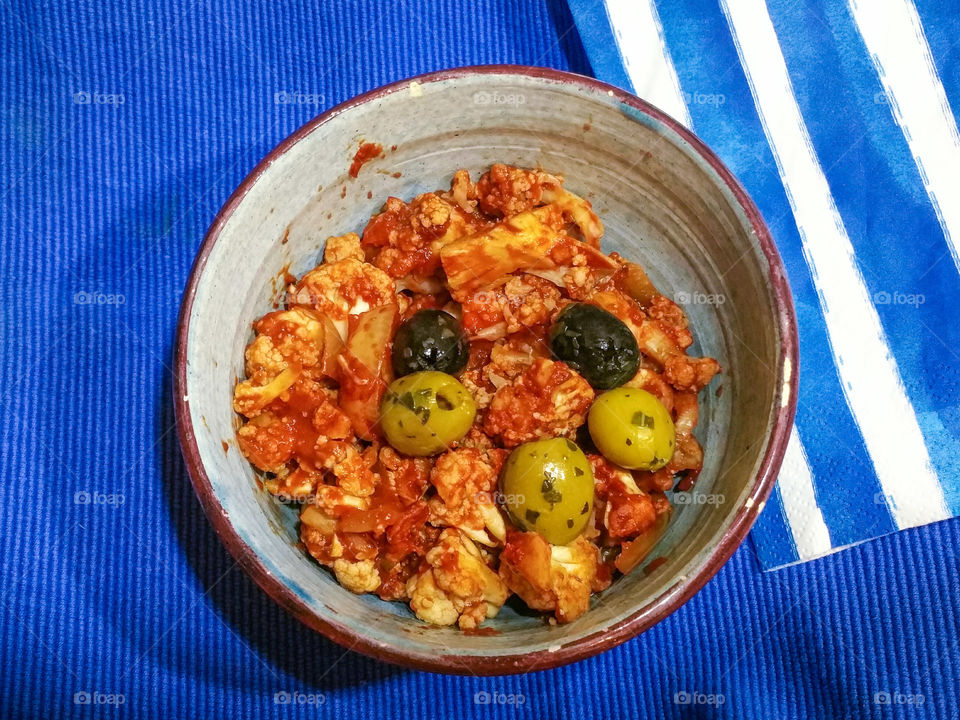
[233,165,720,629]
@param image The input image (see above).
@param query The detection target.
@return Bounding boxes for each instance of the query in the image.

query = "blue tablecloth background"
[2,1,957,718]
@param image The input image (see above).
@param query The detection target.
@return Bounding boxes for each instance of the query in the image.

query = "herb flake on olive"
[391,309,469,377]
[549,303,640,389]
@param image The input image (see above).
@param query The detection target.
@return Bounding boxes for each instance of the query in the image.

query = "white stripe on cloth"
[850,0,960,276]
[721,0,950,529]
[604,0,827,559]
[779,429,833,559]
[604,0,692,127]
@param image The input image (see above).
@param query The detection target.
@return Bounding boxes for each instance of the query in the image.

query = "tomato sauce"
[349,142,383,178]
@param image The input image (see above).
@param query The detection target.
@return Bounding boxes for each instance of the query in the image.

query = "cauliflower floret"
[474,164,560,217]
[647,295,693,350]
[407,529,510,629]
[244,334,286,380]
[483,332,548,385]
[498,532,599,624]
[300,492,378,570]
[314,484,371,515]
[460,333,548,410]
[446,168,479,213]
[484,358,594,447]
[459,274,562,340]
[290,258,395,338]
[664,355,721,393]
[236,411,295,472]
[459,371,494,411]
[233,366,299,417]
[548,540,600,622]
[456,425,496,451]
[361,193,488,278]
[458,341,496,410]
[332,558,381,593]
[412,193,452,236]
[323,232,364,263]
[589,455,657,540]
[235,306,339,417]
[665,390,705,474]
[558,266,605,300]
[519,242,619,301]
[314,440,379,497]
[250,307,330,379]
[407,567,460,626]
[427,449,507,546]
[234,307,341,417]
[262,465,320,502]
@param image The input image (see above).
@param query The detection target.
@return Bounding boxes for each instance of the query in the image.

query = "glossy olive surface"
[549,303,640,389]
[588,388,675,470]
[391,309,469,377]
[380,371,476,456]
[500,437,595,545]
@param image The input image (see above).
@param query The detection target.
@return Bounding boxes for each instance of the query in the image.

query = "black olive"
[549,303,640,388]
[391,309,469,377]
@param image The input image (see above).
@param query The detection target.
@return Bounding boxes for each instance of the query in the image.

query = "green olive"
[380,371,476,456]
[588,388,675,470]
[500,438,594,545]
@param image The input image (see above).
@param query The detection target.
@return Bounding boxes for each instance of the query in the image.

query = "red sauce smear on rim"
[349,142,384,178]
[462,627,501,636]
[644,556,668,575]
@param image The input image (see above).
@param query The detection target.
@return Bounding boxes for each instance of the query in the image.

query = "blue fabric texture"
[569,0,960,571]
[2,0,958,717]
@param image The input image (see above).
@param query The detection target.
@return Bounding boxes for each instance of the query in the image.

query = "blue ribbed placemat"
[1,1,957,717]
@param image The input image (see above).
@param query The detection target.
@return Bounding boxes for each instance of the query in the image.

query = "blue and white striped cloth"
[568,0,960,569]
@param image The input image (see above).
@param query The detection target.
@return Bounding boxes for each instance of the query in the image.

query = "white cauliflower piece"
[473,164,561,217]
[499,533,599,624]
[323,232,364,263]
[248,307,328,379]
[314,440,379,498]
[427,449,507,547]
[333,558,381,593]
[407,529,509,629]
[313,484,370,514]
[233,366,299,418]
[244,334,286,379]
[407,568,460,626]
[290,258,395,338]
[236,411,295,472]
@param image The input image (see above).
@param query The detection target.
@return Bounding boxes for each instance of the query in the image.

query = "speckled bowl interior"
[175,68,796,674]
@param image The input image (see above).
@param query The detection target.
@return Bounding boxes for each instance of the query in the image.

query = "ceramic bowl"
[175,66,798,675]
